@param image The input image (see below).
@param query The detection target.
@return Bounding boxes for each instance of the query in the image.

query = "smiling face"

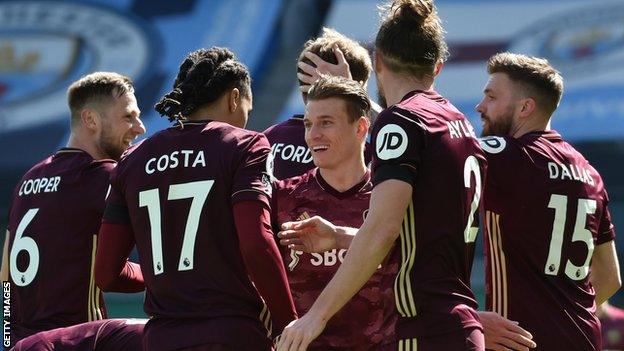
[97,92,145,160]
[304,97,366,170]
[475,72,521,137]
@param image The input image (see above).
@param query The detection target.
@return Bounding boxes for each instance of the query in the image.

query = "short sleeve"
[597,191,616,245]
[231,133,273,208]
[371,107,426,187]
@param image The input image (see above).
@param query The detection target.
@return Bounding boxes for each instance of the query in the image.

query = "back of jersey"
[107,121,272,323]
[7,149,113,342]
[482,130,613,351]
[371,90,486,338]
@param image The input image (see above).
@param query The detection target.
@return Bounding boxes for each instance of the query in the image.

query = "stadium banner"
[280,0,624,142]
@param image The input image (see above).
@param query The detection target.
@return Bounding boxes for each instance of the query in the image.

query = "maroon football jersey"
[11,318,145,351]
[103,120,274,350]
[274,168,396,350]
[370,90,486,341]
[6,148,112,345]
[481,131,615,351]
[263,114,373,180]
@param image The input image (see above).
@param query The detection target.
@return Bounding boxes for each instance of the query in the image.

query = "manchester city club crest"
[0,1,158,132]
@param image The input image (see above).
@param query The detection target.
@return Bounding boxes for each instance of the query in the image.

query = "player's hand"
[479,311,536,350]
[278,216,338,253]
[276,313,326,351]
[297,45,353,93]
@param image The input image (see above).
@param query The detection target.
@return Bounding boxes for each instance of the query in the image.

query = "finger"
[333,45,347,65]
[503,332,536,349]
[297,61,319,77]
[303,51,327,69]
[278,230,303,239]
[297,72,316,85]
[288,334,303,351]
[299,85,311,94]
[505,322,533,339]
[288,244,308,252]
[279,238,303,246]
[281,221,301,230]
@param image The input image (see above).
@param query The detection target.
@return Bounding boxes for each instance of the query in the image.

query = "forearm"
[309,221,395,322]
[335,226,357,250]
[592,272,621,306]
[100,261,145,293]
[306,180,410,322]
[590,241,621,306]
[95,222,144,292]
[234,201,297,335]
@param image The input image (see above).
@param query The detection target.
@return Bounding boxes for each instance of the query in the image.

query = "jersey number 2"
[464,156,482,243]
[545,194,596,280]
[139,180,214,275]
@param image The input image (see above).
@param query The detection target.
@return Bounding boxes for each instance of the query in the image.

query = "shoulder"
[275,170,314,196]
[211,121,269,149]
[263,117,304,141]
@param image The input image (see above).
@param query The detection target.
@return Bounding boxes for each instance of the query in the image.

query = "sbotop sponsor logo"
[510,3,624,77]
[0,1,157,132]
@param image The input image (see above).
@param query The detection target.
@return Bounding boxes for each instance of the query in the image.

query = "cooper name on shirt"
[145,150,206,175]
[18,176,61,196]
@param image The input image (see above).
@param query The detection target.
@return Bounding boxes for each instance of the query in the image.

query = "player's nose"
[133,118,146,136]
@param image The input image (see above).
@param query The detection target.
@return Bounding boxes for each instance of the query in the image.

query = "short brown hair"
[67,72,134,126]
[487,52,563,116]
[298,28,372,86]
[307,75,371,123]
[375,0,448,80]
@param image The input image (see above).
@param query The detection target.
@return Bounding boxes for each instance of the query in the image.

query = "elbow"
[376,223,402,249]
[95,269,116,292]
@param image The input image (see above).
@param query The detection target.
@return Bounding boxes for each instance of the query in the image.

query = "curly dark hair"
[155,47,251,121]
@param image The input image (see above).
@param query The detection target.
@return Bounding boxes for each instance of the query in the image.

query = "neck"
[187,104,222,122]
[318,155,367,192]
[382,72,433,106]
[511,115,551,138]
[67,131,106,160]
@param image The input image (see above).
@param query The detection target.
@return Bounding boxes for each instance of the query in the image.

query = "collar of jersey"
[314,168,371,199]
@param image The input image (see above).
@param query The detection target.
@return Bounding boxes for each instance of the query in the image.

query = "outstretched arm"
[278,216,357,253]
[277,179,411,351]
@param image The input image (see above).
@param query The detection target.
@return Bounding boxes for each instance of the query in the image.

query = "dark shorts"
[144,316,272,351]
[380,327,484,351]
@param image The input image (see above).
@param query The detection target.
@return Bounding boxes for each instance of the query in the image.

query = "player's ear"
[520,97,536,119]
[374,52,383,74]
[80,108,99,132]
[228,88,240,113]
[356,116,369,138]
[433,61,444,77]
